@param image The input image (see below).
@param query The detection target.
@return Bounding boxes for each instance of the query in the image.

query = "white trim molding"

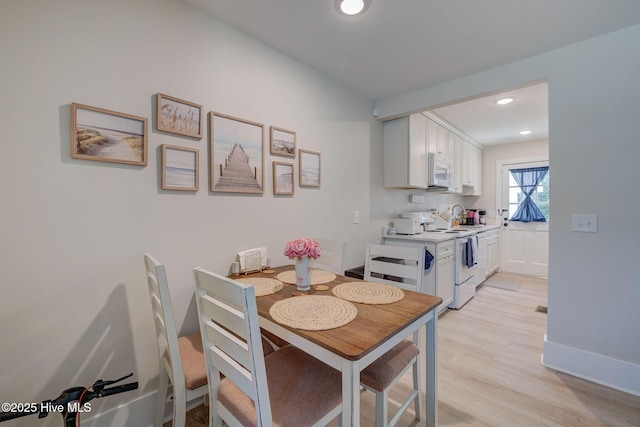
[542,335,640,397]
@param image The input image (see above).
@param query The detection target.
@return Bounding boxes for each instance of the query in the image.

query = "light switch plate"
[572,214,598,232]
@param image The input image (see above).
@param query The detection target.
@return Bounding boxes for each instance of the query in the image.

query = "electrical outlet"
[571,214,597,233]
[353,211,360,224]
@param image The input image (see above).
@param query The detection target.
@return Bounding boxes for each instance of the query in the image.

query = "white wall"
[0,0,383,425]
[377,26,640,394]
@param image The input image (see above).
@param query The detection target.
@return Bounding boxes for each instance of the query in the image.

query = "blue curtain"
[510,166,549,222]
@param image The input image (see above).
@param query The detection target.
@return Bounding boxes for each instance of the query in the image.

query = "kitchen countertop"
[383,224,500,242]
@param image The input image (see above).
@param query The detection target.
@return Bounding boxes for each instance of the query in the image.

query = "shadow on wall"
[39,284,140,426]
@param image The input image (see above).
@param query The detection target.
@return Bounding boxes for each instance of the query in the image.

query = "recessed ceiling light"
[496,97,515,105]
[519,130,532,135]
[336,0,370,16]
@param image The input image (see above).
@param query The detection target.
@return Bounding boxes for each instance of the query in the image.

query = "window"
[508,166,549,222]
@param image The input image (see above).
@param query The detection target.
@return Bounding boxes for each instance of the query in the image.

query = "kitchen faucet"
[451,204,466,224]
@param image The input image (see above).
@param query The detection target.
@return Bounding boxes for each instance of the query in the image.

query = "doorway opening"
[497,158,549,278]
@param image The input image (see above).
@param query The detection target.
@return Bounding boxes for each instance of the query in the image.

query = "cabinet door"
[449,135,463,193]
[426,117,439,155]
[383,114,428,188]
[408,114,428,187]
[471,145,482,195]
[474,233,488,284]
[437,126,450,157]
[488,232,501,273]
[461,140,471,186]
[462,142,483,196]
[436,255,454,310]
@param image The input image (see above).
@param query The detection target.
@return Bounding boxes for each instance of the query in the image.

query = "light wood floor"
[184,273,640,426]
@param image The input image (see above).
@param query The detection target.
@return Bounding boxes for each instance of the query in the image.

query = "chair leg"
[172,388,186,427]
[376,389,389,427]
[412,357,423,421]
[153,369,169,427]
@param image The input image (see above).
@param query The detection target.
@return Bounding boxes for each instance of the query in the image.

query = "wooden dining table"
[241,265,442,427]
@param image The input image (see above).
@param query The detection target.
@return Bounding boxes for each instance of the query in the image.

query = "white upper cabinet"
[449,135,463,194]
[383,114,429,188]
[462,142,482,196]
[426,116,451,160]
[383,112,483,195]
[426,116,461,192]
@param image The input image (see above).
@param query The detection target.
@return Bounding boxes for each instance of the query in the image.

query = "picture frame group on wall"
[210,112,265,194]
[71,98,324,196]
[269,126,296,157]
[71,102,148,166]
[156,93,203,139]
[161,144,199,191]
[299,149,321,187]
[273,161,294,195]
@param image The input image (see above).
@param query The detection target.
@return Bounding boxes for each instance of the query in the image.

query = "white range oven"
[450,234,478,309]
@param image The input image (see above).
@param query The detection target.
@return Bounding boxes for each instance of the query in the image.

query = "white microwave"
[428,153,452,188]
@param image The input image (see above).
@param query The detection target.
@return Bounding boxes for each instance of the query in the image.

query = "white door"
[498,159,549,277]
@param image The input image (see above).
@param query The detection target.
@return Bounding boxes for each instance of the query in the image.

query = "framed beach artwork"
[161,144,199,191]
[299,149,321,187]
[269,126,296,157]
[71,103,148,166]
[156,93,203,139]
[210,112,264,194]
[273,161,294,195]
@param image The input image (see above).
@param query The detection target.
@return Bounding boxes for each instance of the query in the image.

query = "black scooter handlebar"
[0,374,138,424]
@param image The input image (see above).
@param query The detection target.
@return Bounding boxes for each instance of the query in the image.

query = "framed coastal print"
[161,144,199,191]
[156,93,203,139]
[71,103,147,166]
[210,112,264,194]
[273,161,294,195]
[269,126,296,157]
[299,149,321,187]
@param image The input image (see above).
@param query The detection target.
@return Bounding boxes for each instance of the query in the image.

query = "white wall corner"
[542,335,640,397]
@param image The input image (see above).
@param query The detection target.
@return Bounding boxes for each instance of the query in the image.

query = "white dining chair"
[313,238,347,275]
[144,254,209,427]
[361,243,425,427]
[193,267,343,427]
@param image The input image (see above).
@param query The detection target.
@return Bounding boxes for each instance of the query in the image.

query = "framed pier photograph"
[209,112,264,194]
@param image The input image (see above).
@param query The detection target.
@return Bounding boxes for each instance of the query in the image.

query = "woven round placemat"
[235,277,284,297]
[276,269,337,285]
[332,281,405,304]
[269,295,357,331]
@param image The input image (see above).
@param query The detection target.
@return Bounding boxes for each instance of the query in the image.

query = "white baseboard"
[78,391,155,427]
[542,335,640,397]
[76,390,206,427]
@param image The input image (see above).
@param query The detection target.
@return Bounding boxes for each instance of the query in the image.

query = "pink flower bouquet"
[284,237,322,260]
